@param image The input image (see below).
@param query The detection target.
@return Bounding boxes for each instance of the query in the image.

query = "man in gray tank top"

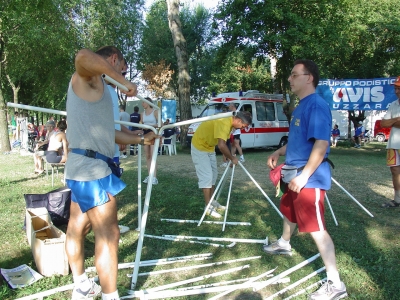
[65,46,157,300]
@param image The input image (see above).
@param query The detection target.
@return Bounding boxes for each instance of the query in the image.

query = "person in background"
[33,120,56,174]
[380,76,400,208]
[141,97,159,185]
[191,111,252,218]
[45,120,68,164]
[352,121,364,148]
[228,102,245,162]
[130,106,141,155]
[331,124,340,147]
[119,105,130,158]
[264,59,347,300]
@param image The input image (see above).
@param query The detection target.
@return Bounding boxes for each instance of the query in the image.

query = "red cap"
[269,163,284,186]
[392,76,400,87]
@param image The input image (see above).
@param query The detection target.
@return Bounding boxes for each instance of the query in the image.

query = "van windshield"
[199,103,238,117]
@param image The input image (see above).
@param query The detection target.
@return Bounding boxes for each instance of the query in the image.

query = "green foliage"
[214,0,400,92]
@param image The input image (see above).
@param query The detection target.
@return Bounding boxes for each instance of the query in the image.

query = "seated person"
[45,120,68,164]
[351,121,364,148]
[163,120,175,145]
[33,120,56,174]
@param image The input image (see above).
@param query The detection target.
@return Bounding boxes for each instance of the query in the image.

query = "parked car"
[374,119,391,142]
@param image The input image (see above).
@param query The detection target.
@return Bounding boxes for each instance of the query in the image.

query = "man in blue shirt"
[264,60,347,300]
[352,121,364,148]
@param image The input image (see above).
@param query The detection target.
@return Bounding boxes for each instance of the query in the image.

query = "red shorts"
[280,188,326,233]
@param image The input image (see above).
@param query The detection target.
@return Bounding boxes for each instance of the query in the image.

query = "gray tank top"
[65,78,115,181]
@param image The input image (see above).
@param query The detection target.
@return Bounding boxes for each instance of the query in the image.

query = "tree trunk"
[0,62,11,152]
[166,0,192,147]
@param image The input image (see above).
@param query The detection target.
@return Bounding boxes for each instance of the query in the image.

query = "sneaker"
[220,162,228,167]
[71,279,101,299]
[143,176,149,183]
[205,207,222,218]
[120,154,127,158]
[152,177,158,185]
[239,156,245,163]
[211,200,226,210]
[262,240,292,256]
[308,280,348,300]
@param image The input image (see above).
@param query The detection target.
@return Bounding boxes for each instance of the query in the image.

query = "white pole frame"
[264,266,326,300]
[162,235,268,244]
[160,218,252,226]
[325,194,338,226]
[253,253,321,292]
[208,267,277,300]
[222,164,235,231]
[331,177,374,217]
[143,234,234,248]
[136,256,260,277]
[197,162,231,226]
[283,278,327,300]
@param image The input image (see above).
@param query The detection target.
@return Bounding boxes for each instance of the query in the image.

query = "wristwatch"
[140,135,145,145]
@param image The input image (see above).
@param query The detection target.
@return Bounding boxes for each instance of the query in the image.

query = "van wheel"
[278,137,288,148]
[376,134,385,142]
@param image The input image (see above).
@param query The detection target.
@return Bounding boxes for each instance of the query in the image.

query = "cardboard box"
[26,208,69,276]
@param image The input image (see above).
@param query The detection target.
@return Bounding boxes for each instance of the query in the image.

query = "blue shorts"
[66,174,126,213]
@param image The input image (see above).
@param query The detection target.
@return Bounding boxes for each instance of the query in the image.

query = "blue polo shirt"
[286,93,332,190]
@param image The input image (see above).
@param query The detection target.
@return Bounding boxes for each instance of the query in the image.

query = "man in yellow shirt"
[191,111,252,218]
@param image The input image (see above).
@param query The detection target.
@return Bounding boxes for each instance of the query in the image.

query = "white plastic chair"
[162,134,177,156]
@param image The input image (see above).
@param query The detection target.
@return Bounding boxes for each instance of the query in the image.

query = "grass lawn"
[0,141,399,299]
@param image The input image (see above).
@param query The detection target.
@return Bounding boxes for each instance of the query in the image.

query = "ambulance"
[187,90,289,148]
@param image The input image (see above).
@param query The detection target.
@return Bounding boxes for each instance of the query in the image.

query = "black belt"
[297,158,335,172]
[70,148,110,163]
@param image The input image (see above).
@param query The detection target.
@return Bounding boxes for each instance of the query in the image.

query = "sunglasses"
[122,71,127,76]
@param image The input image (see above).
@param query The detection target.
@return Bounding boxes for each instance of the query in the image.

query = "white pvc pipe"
[208,267,277,300]
[238,162,284,219]
[198,163,231,226]
[325,194,338,226]
[15,283,74,300]
[143,234,230,248]
[7,102,67,116]
[102,74,129,91]
[160,218,252,226]
[223,164,235,231]
[253,253,321,292]
[86,253,213,272]
[216,165,230,202]
[137,256,260,277]
[144,264,250,293]
[123,281,276,299]
[265,266,326,300]
[130,135,161,289]
[163,235,268,244]
[283,278,327,300]
[331,177,374,217]
[136,144,142,231]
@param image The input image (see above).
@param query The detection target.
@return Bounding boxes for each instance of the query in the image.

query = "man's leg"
[263,217,296,255]
[281,216,297,241]
[86,194,120,294]
[390,165,400,203]
[66,202,92,277]
[310,230,338,273]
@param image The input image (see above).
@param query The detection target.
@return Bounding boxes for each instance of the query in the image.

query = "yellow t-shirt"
[192,117,233,152]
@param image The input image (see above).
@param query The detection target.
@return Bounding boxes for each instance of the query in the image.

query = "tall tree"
[166,0,191,146]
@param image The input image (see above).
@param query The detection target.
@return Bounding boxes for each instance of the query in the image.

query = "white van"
[187,90,289,148]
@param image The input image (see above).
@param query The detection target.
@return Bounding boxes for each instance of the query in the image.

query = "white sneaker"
[71,279,101,299]
[239,156,245,162]
[152,177,158,185]
[220,162,228,167]
[211,200,226,210]
[143,176,149,183]
[120,154,127,159]
[205,207,222,218]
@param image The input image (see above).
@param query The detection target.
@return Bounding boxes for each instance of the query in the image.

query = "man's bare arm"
[381,117,400,129]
